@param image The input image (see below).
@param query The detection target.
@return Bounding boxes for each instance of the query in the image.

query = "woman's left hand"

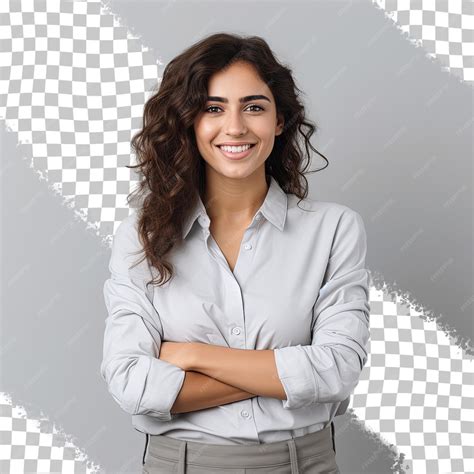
[158,341,195,371]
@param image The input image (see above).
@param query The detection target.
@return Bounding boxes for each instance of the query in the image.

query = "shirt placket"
[200,211,263,441]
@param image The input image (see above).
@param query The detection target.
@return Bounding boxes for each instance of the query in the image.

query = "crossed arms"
[101,209,370,420]
[158,341,287,415]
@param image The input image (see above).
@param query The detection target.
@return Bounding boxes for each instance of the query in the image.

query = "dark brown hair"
[126,32,328,288]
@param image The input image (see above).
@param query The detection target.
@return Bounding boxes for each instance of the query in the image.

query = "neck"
[202,169,270,224]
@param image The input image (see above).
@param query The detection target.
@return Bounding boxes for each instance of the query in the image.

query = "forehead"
[207,61,269,94]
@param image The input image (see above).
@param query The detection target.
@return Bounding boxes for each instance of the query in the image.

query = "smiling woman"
[100,32,369,474]
[193,61,284,183]
[122,32,328,289]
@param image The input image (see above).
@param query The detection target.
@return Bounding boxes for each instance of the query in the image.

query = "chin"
[216,167,254,179]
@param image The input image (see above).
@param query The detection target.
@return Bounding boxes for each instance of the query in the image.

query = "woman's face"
[193,60,284,181]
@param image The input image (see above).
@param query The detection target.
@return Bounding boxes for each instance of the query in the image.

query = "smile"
[216,143,256,160]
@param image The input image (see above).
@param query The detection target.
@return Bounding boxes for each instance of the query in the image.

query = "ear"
[275,112,284,136]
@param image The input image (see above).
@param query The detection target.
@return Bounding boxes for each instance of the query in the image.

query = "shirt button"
[243,243,252,250]
[231,327,241,335]
[240,410,250,418]
[255,214,261,221]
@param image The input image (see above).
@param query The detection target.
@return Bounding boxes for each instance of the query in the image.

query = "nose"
[224,109,247,136]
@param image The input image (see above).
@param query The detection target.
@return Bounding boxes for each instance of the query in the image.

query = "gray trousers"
[142,421,340,474]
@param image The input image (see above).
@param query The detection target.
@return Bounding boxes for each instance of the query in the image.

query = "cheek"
[195,120,217,140]
[259,131,276,150]
[255,119,278,140]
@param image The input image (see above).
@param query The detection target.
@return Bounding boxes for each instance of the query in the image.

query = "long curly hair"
[126,32,329,288]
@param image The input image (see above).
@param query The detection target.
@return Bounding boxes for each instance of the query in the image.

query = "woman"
[100,32,370,473]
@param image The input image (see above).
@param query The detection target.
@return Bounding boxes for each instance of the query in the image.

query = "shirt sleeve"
[100,215,186,422]
[273,208,370,410]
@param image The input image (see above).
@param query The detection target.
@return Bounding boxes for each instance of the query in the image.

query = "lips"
[216,143,256,160]
[216,143,256,149]
[216,143,256,147]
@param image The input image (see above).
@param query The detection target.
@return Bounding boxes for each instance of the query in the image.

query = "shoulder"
[108,210,155,282]
[288,194,364,223]
[287,195,367,248]
[110,211,145,265]
[114,211,140,247]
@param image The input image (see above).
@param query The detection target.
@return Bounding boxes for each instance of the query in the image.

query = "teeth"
[219,144,253,153]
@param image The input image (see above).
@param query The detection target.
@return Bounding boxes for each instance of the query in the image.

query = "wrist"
[188,342,204,371]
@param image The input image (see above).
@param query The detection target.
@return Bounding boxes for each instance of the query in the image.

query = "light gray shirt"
[100,176,370,444]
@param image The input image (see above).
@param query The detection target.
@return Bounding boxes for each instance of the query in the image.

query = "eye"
[247,104,264,112]
[205,105,221,113]
[204,104,265,113]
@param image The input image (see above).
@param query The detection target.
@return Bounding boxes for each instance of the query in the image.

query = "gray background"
[1,1,472,473]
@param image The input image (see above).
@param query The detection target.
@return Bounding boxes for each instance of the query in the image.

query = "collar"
[182,175,288,239]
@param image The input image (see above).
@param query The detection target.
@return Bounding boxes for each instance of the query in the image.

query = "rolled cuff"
[274,345,317,409]
[138,357,186,421]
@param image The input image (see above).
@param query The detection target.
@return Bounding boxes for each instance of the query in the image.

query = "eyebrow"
[206,95,271,104]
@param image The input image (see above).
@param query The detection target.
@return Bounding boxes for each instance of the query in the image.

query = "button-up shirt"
[100,176,370,444]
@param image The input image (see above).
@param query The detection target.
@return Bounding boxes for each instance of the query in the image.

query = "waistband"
[144,421,335,473]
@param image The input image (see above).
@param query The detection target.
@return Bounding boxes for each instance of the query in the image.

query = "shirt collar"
[182,175,288,239]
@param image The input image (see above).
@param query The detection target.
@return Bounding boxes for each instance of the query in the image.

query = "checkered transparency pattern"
[353,284,474,474]
[0,0,159,247]
[373,0,474,82]
[1,287,472,473]
[0,393,101,473]
[0,0,473,473]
